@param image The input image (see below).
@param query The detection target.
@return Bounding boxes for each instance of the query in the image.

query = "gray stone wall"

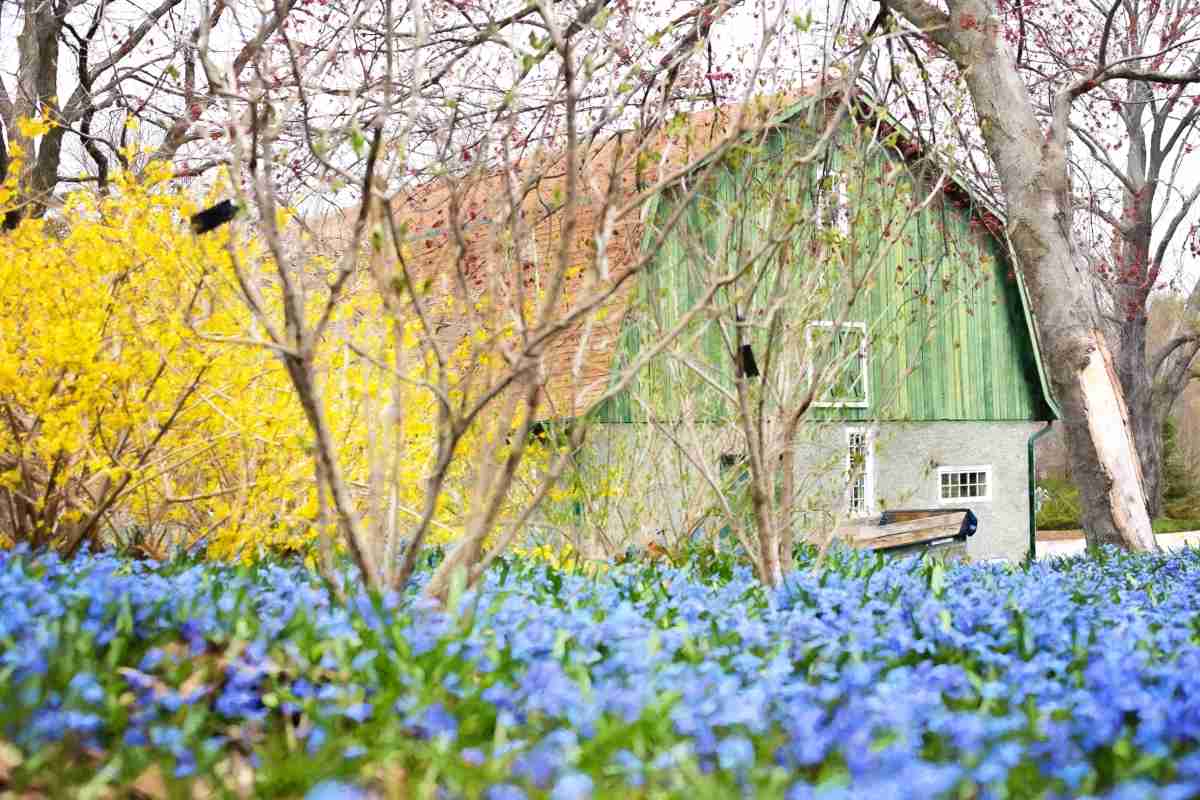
[550,420,1042,562]
[868,421,1044,561]
[774,420,1041,562]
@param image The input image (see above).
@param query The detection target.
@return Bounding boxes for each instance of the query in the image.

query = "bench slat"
[835,511,969,551]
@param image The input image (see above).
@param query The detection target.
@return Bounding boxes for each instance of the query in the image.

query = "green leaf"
[928,561,946,598]
[446,566,468,614]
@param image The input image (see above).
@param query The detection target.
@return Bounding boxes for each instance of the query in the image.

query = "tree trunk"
[886,0,1157,552]
[1055,334,1155,548]
[9,0,65,224]
[1136,398,1165,519]
[1112,310,1165,518]
[1105,81,1163,518]
[1148,333,1200,508]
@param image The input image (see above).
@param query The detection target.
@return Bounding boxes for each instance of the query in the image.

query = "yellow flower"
[16,116,53,139]
[1,166,549,566]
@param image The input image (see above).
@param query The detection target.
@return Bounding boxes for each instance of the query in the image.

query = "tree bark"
[1112,302,1162,517]
[1105,78,1165,519]
[2,0,279,226]
[885,0,1156,551]
[9,0,62,222]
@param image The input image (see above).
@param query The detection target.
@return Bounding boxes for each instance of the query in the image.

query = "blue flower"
[124,728,149,747]
[611,749,644,787]
[174,750,197,778]
[306,726,327,754]
[67,673,105,706]
[461,747,486,767]
[139,648,165,672]
[350,650,377,670]
[305,781,369,800]
[149,725,184,750]
[483,786,527,800]
[343,702,372,723]
[11,534,1200,798]
[717,735,755,771]
[410,702,457,742]
[550,772,592,800]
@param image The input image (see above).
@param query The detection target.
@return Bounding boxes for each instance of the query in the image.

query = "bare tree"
[192,0,832,596]
[873,0,1200,551]
[896,0,1200,520]
[1043,1,1200,519]
[0,0,296,226]
[595,90,963,585]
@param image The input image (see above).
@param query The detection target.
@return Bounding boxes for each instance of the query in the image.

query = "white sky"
[2,0,1197,288]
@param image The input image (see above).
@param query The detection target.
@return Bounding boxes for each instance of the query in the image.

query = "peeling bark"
[1076,336,1155,549]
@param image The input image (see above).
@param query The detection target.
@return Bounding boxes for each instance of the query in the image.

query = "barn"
[393,89,1057,562]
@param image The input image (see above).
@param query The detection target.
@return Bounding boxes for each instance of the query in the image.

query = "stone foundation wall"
[546,420,1042,562]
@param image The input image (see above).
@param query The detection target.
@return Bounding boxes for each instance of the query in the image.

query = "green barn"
[546,93,1057,562]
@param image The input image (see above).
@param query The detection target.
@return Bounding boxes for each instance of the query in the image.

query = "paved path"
[1036,531,1200,559]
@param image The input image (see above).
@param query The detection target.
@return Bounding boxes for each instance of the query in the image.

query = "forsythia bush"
[0,149,535,561]
[0,159,313,556]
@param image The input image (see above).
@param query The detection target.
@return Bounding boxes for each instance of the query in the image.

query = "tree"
[876,0,1200,551]
[1073,3,1200,520]
[0,145,553,563]
[0,160,303,556]
[1,0,294,226]
[967,0,1200,520]
[592,93,962,585]
[189,0,792,596]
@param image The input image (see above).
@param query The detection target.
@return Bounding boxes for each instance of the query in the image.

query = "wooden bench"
[836,508,977,552]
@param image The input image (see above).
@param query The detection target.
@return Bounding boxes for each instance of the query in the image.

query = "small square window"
[937,466,992,503]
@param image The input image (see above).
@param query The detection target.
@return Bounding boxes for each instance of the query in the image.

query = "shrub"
[0,162,298,555]
[0,163,537,562]
[1034,478,1081,530]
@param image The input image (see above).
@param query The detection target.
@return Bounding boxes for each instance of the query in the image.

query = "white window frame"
[845,427,875,518]
[814,171,851,237]
[936,465,994,504]
[806,321,870,409]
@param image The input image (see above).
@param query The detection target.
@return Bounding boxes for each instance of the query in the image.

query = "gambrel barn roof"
[373,87,1056,422]
[372,94,812,418]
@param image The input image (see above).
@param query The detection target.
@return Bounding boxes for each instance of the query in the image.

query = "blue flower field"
[3,545,1200,798]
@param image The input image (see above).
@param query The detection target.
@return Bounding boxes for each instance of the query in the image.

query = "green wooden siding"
[594,115,1052,424]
